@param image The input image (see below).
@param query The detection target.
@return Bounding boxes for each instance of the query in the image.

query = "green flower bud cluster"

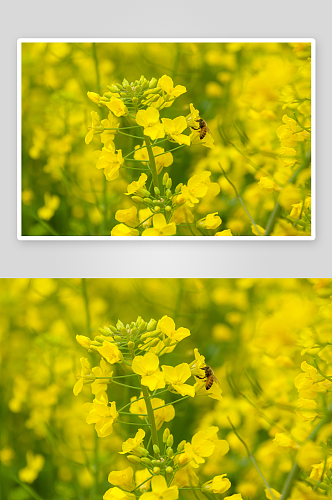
[125,429,184,478]
[98,316,158,352]
[131,173,176,219]
[103,75,163,112]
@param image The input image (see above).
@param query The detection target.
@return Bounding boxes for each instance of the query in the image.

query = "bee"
[190,118,210,140]
[195,365,218,390]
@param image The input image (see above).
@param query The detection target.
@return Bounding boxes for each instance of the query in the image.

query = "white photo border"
[17,38,316,241]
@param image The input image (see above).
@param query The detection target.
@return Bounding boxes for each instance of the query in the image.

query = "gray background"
[1,0,330,277]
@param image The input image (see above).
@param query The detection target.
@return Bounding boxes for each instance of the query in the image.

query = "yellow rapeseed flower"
[132,352,165,391]
[142,214,176,236]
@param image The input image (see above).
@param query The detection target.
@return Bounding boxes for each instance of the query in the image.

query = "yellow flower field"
[20,42,312,236]
[1,278,331,499]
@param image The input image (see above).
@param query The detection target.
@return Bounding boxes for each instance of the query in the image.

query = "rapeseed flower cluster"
[21,42,312,236]
[1,278,331,500]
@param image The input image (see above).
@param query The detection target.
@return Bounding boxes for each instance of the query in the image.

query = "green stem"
[82,278,91,335]
[228,417,277,500]
[145,136,160,190]
[264,153,311,236]
[280,402,332,500]
[218,163,262,236]
[142,385,160,456]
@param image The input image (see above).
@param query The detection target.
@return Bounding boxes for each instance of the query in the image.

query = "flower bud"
[128,341,135,349]
[130,327,137,336]
[164,337,172,346]
[149,338,160,347]
[144,198,154,207]
[121,327,127,335]
[162,173,169,185]
[166,448,173,458]
[89,345,100,353]
[114,335,122,342]
[175,183,183,194]
[166,189,172,199]
[166,435,174,448]
[140,189,151,198]
[138,321,147,333]
[153,467,161,475]
[141,80,149,90]
[163,428,170,443]
[116,320,124,329]
[140,457,152,467]
[177,440,186,452]
[147,319,157,331]
[153,200,162,206]
[165,467,173,474]
[154,187,160,198]
[151,459,160,466]
[166,178,172,190]
[149,77,157,89]
[165,206,172,213]
[109,325,118,333]
[98,327,112,336]
[122,78,129,87]
[107,84,120,93]
[132,97,138,104]
[136,447,149,457]
[154,206,161,213]
[94,336,106,343]
[127,455,141,465]
[120,92,127,98]
[132,196,144,204]
[153,445,160,455]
